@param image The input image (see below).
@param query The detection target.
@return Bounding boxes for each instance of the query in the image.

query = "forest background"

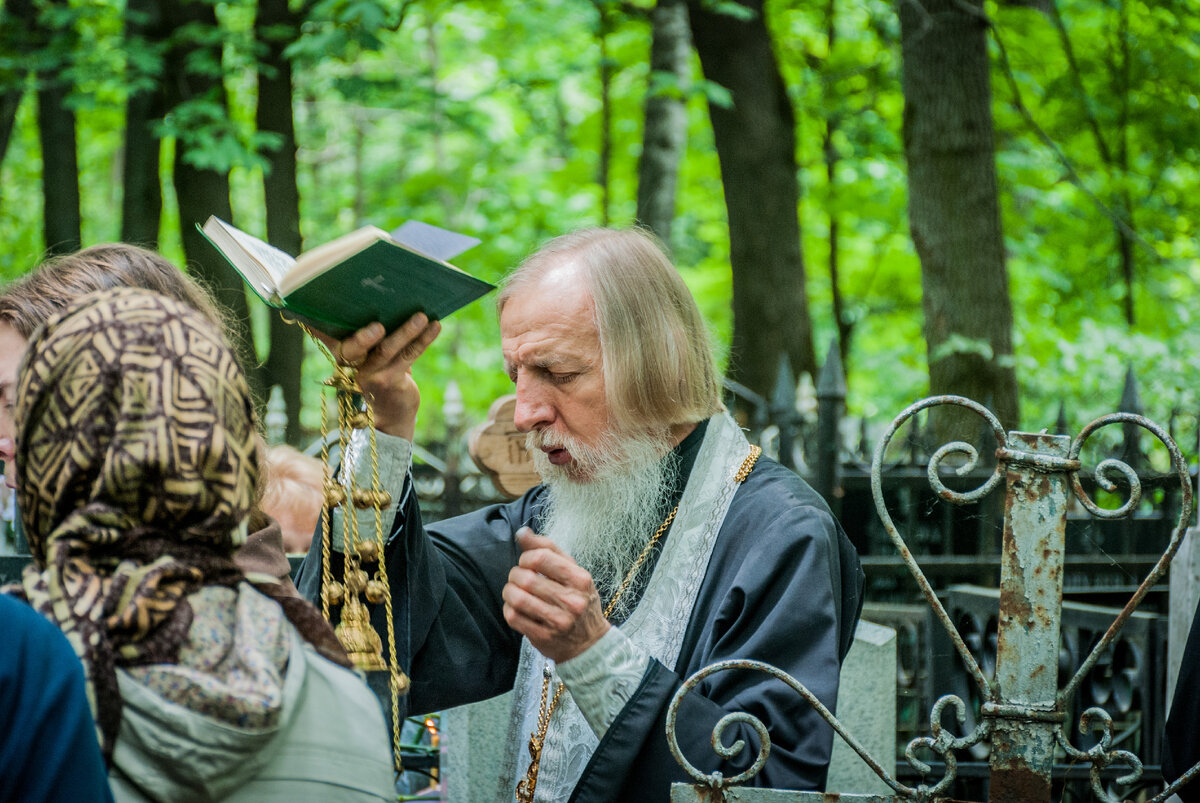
[1,0,1199,458]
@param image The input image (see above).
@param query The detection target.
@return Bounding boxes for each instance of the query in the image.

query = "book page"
[391,220,480,261]
[224,225,296,290]
[283,225,392,296]
[201,217,293,301]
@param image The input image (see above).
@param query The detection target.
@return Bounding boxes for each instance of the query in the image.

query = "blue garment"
[0,594,114,803]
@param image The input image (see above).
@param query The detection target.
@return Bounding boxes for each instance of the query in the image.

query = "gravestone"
[1168,526,1200,709]
[467,394,539,500]
[826,619,897,795]
[440,693,513,802]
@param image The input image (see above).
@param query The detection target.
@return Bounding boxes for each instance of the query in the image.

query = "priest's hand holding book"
[310,315,441,440]
[198,215,494,440]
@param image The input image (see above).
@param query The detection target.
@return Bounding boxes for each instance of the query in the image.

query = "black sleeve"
[400,489,536,713]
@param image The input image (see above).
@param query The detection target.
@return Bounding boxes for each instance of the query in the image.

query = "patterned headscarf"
[14,287,258,757]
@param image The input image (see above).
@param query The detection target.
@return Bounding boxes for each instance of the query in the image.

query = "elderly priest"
[298,226,865,802]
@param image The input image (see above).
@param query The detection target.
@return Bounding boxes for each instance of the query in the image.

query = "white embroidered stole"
[496,412,753,802]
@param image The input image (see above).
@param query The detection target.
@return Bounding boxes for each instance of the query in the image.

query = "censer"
[306,329,410,771]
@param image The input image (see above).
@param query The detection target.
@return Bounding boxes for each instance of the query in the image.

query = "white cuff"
[331,427,413,551]
[557,627,650,739]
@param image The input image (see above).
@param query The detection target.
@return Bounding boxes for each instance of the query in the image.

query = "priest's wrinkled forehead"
[500,227,722,433]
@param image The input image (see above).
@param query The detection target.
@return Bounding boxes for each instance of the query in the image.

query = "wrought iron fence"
[369,369,1194,797]
[667,395,1198,803]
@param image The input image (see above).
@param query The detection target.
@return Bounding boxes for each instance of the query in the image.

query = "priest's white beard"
[527,426,678,621]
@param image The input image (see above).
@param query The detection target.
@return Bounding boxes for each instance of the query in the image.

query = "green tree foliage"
[992,0,1200,434]
[1,0,1199,453]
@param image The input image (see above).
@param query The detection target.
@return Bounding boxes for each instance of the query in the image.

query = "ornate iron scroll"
[666,395,1197,803]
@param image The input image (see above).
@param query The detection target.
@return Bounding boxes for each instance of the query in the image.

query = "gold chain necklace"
[515,443,762,802]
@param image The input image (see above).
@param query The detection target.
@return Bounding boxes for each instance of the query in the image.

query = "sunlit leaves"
[287,0,407,59]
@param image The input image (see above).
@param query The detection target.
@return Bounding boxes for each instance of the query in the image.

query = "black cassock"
[1165,595,1200,802]
[298,420,864,802]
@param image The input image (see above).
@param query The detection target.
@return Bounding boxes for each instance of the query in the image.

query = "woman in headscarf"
[0,242,300,594]
[7,287,395,802]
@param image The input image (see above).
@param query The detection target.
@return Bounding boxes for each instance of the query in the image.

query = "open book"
[200,216,494,339]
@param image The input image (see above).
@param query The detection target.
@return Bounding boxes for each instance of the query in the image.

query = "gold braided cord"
[318,389,335,621]
[515,665,567,803]
[297,320,407,774]
[736,445,762,483]
[515,440,762,802]
[364,408,407,760]
[336,373,359,552]
[601,506,677,621]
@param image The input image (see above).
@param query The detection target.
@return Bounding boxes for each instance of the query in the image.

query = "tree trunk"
[35,0,81,254]
[161,0,262,402]
[900,0,1019,436]
[37,82,81,254]
[120,0,164,247]
[0,89,17,167]
[635,0,691,248]
[0,0,32,171]
[256,0,305,444]
[174,156,247,350]
[598,9,613,227]
[823,0,851,365]
[688,0,817,405]
[1113,0,1134,326]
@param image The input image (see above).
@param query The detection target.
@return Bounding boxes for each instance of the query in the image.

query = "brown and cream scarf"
[11,288,260,759]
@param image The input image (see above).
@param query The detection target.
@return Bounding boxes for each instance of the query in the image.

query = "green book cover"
[199,216,494,339]
[282,239,494,338]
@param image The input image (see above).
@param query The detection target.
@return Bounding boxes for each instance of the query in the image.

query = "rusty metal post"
[988,432,1072,803]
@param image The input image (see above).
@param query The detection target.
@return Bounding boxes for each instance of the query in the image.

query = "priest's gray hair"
[499,227,722,433]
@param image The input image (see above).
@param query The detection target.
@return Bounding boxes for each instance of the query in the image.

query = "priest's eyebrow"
[504,354,578,381]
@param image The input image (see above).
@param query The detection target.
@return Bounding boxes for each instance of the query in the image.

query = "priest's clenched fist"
[502,528,611,663]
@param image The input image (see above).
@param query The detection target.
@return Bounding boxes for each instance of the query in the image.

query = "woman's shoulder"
[262,634,396,799]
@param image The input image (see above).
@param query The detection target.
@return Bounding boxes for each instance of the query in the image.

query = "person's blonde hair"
[0,243,268,503]
[499,227,722,433]
[0,243,226,339]
[259,444,327,513]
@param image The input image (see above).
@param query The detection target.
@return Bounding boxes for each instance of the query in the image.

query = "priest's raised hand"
[313,312,441,439]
